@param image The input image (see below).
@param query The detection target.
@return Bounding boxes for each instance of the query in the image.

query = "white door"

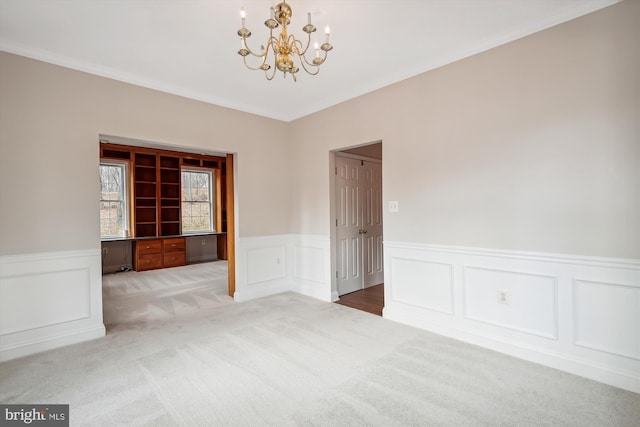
[336,155,383,296]
[362,161,384,288]
[336,156,362,295]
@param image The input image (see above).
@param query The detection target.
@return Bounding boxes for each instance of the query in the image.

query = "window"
[182,169,214,233]
[99,162,129,237]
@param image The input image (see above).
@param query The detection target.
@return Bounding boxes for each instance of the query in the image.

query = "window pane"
[100,163,127,237]
[181,170,214,233]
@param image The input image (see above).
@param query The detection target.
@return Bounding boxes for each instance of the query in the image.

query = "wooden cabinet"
[163,238,186,267]
[133,239,162,271]
[134,237,186,271]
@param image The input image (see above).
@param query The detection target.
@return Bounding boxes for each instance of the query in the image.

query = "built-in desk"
[101,232,226,273]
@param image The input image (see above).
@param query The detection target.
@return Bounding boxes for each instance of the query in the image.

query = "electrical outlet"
[389,201,399,213]
[497,289,509,305]
[201,239,206,246]
[102,247,108,255]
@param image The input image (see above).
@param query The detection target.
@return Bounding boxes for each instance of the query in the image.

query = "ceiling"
[0,0,620,122]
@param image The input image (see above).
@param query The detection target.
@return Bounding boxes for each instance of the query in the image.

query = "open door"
[335,154,383,295]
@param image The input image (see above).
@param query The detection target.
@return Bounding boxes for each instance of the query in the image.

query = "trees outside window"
[182,170,213,232]
[99,162,128,237]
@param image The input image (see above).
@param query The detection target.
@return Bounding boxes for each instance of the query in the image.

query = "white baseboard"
[383,241,640,393]
[0,249,106,362]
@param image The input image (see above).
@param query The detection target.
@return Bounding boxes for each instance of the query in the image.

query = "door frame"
[329,141,383,302]
[226,152,237,297]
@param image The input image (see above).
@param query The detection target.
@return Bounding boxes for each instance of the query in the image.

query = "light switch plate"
[389,201,399,213]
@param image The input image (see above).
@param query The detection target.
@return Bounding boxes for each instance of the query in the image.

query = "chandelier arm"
[242,55,270,71]
[265,68,276,80]
[287,35,302,56]
[242,44,274,72]
[298,31,313,56]
[242,36,269,58]
[290,37,305,58]
[268,35,280,53]
[299,47,328,67]
[264,54,278,80]
[298,58,321,76]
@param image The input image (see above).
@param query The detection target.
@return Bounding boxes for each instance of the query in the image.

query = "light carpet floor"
[1,262,638,426]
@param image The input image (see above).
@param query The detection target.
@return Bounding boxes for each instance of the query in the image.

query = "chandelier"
[237,1,333,82]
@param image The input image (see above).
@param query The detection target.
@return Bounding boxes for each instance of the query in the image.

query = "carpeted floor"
[1,262,638,426]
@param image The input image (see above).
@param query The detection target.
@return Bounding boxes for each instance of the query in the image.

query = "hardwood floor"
[335,284,384,316]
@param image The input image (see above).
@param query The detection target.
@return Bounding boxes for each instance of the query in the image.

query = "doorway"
[98,135,236,310]
[333,142,383,299]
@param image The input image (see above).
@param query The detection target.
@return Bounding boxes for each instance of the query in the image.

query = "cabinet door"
[163,251,186,267]
[163,238,185,253]
[137,254,163,271]
[137,240,162,255]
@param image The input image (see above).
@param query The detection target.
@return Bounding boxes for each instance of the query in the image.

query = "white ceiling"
[0,0,620,122]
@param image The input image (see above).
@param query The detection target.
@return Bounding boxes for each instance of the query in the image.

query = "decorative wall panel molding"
[573,279,639,360]
[383,241,640,393]
[246,246,286,285]
[291,235,332,302]
[390,258,454,314]
[463,266,558,339]
[0,249,105,362]
[235,234,331,302]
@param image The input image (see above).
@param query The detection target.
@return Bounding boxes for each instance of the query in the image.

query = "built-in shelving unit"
[159,155,181,236]
[133,153,158,237]
[100,141,229,271]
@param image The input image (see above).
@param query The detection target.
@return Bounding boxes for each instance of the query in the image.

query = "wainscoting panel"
[246,246,286,285]
[1,268,91,335]
[0,249,105,362]
[383,241,640,393]
[291,235,332,302]
[463,267,558,339]
[235,235,332,303]
[573,279,640,360]
[390,258,454,314]
[235,236,290,302]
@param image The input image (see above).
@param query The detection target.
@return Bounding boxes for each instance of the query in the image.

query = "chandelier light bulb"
[240,7,246,28]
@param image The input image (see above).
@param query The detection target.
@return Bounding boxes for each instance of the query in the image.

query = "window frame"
[99,160,130,238]
[181,168,215,234]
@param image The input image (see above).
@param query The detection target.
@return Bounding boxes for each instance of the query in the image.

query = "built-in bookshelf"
[133,153,158,237]
[100,142,226,236]
[159,155,181,236]
[100,141,230,267]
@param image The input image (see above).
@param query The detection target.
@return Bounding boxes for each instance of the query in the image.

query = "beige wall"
[0,0,638,260]
[0,53,290,256]
[289,0,639,259]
